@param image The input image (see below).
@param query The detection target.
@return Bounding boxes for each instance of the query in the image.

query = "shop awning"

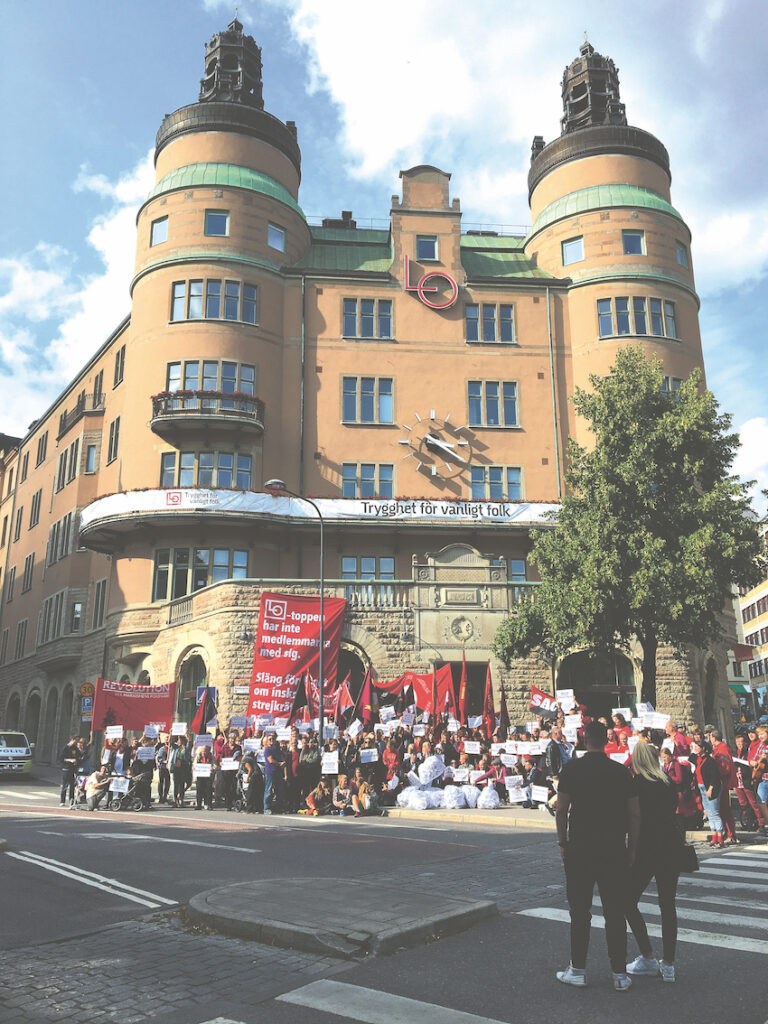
[729,683,752,694]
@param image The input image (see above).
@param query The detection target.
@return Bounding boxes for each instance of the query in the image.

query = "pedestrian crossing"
[0,788,53,801]
[518,845,768,955]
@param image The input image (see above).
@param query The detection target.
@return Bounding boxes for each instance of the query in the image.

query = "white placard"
[276,728,291,741]
[734,757,751,766]
[171,722,187,736]
[387,774,400,790]
[105,725,123,740]
[229,716,248,728]
[413,725,426,737]
[565,714,583,728]
[256,713,274,727]
[143,725,159,739]
[421,712,431,724]
[109,777,129,793]
[575,750,586,758]
[323,724,339,739]
[136,746,155,761]
[631,718,644,732]
[464,741,481,755]
[637,702,655,714]
[501,754,518,768]
[612,707,633,720]
[221,757,239,771]
[505,774,523,787]
[360,748,379,763]
[564,728,579,744]
[470,770,484,784]
[531,785,550,802]
[243,738,260,752]
[193,763,212,778]
[525,722,539,733]
[610,752,631,764]
[194,734,213,747]
[452,766,470,782]
[468,716,482,729]
[507,786,527,803]
[677,756,690,765]
[661,738,674,753]
[347,719,362,738]
[447,719,461,733]
[380,705,395,722]
[491,743,505,755]
[628,736,640,752]
[556,689,574,701]
[321,751,339,774]
[374,722,391,734]
[401,712,415,727]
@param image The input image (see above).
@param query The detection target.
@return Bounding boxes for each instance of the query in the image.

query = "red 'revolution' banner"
[92,679,176,733]
[249,592,347,719]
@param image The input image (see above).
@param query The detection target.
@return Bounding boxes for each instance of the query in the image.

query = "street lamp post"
[265,479,325,748]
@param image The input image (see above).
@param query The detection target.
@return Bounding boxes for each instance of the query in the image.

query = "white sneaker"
[659,961,676,982]
[556,964,587,987]
[612,972,632,991]
[627,954,660,976]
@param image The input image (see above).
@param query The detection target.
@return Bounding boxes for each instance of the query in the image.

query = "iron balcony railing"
[151,390,265,430]
[57,392,106,440]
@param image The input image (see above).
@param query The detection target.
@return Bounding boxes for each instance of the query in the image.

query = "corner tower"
[525,42,703,444]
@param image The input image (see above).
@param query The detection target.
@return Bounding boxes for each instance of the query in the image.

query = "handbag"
[677,840,699,873]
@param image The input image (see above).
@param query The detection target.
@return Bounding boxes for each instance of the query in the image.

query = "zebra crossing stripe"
[518,908,768,955]
[633,901,767,931]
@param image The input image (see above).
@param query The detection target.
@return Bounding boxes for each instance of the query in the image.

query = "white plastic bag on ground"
[396,790,411,807]
[462,784,481,808]
[442,785,467,809]
[424,789,444,808]
[477,785,500,809]
[418,755,445,786]
[408,790,429,810]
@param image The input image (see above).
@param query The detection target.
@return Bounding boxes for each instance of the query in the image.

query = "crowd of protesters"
[61,702,768,841]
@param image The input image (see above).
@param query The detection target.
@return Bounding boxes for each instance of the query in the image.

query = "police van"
[0,731,34,774]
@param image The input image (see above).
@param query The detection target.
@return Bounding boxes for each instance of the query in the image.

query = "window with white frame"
[14,619,27,661]
[151,547,248,602]
[561,236,584,265]
[92,578,107,628]
[342,299,392,339]
[160,451,252,490]
[341,463,394,499]
[467,380,518,427]
[597,296,677,339]
[85,444,97,474]
[622,230,645,255]
[170,279,258,324]
[465,304,515,343]
[470,466,523,500]
[150,216,168,246]
[341,556,395,581]
[416,235,437,260]
[267,223,286,251]
[342,376,394,424]
[204,209,229,236]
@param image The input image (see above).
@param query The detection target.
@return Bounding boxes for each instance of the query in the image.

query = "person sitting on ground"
[85,764,111,811]
[332,774,351,815]
[305,779,332,816]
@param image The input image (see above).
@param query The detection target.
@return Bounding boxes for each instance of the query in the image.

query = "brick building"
[0,24,740,758]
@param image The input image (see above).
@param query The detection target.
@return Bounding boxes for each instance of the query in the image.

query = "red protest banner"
[92,679,176,733]
[530,684,559,716]
[374,665,454,713]
[249,592,347,719]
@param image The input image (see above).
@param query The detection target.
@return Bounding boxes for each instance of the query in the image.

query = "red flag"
[190,685,217,734]
[289,673,310,724]
[458,651,467,725]
[359,669,376,727]
[334,675,354,722]
[498,679,511,740]
[430,664,439,720]
[529,684,559,717]
[483,662,495,740]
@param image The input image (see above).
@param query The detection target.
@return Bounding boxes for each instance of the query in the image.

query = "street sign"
[196,686,217,706]
[79,683,95,698]
[80,697,93,715]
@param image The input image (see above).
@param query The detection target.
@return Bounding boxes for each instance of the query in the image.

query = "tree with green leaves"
[492,346,766,707]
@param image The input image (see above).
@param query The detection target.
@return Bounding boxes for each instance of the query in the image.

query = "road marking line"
[6,852,163,909]
[0,791,45,800]
[620,901,768,930]
[713,856,768,865]
[75,833,260,853]
[698,865,768,880]
[16,850,177,905]
[518,908,768,954]
[674,893,768,911]
[278,979,509,1024]
[674,876,768,893]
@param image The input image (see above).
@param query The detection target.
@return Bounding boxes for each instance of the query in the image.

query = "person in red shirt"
[664,721,690,758]
[711,730,738,843]
[748,726,768,835]
[382,738,401,782]
[605,729,621,756]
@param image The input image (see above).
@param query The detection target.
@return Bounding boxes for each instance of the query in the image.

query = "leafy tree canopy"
[492,347,766,704]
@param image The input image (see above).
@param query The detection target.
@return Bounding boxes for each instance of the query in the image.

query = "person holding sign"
[169,735,190,807]
[555,720,640,991]
[263,734,285,814]
[194,743,214,810]
[85,764,111,811]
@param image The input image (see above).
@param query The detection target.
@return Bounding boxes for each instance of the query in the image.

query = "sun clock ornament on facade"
[398,411,473,478]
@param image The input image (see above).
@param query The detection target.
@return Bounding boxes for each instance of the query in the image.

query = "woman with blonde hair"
[625,741,681,982]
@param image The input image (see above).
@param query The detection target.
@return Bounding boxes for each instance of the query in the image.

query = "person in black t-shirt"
[554,720,640,991]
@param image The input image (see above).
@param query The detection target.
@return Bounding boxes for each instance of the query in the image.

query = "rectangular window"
[93,369,104,403]
[171,282,186,321]
[0,629,7,666]
[224,281,240,320]
[341,463,394,499]
[14,620,27,661]
[92,579,107,628]
[160,452,176,487]
[341,556,395,580]
[205,279,221,319]
[153,549,170,602]
[22,553,34,592]
[70,601,83,633]
[661,376,682,398]
[188,280,203,319]
[29,490,42,528]
[342,298,392,339]
[205,210,229,236]
[193,548,210,591]
[650,298,664,336]
[468,381,518,427]
[178,452,195,487]
[235,455,252,490]
[632,297,647,334]
[615,297,631,335]
[622,230,645,255]
[14,508,23,541]
[20,452,29,483]
[597,298,613,337]
[113,344,125,387]
[676,242,689,268]
[663,300,677,339]
[56,452,67,492]
[6,566,16,602]
[67,439,79,483]
[150,216,168,246]
[197,452,214,487]
[107,417,120,464]
[342,376,394,423]
[416,235,437,260]
[465,304,516,344]
[508,559,527,583]
[85,444,97,473]
[1,516,7,547]
[268,223,286,251]
[242,284,258,324]
[470,466,523,500]
[562,236,584,265]
[36,432,48,466]
[216,453,233,488]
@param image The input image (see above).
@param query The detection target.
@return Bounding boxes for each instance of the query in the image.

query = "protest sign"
[469,770,484,784]
[505,774,523,788]
[628,736,640,752]
[575,750,586,758]
[401,711,415,728]
[221,758,239,771]
[447,719,460,733]
[143,725,159,739]
[564,727,579,743]
[105,725,123,740]
[276,728,291,741]
[612,707,633,720]
[136,746,155,762]
[255,713,274,728]
[468,716,482,729]
[452,766,470,782]
[413,725,426,737]
[347,719,362,738]
[678,756,690,765]
[109,777,129,793]
[525,721,539,734]
[250,592,346,718]
[360,748,379,763]
[610,752,631,764]
[531,785,550,803]
[556,688,576,710]
[321,751,339,774]
[507,786,527,803]
[171,722,186,735]
[464,741,481,755]
[243,738,260,752]
[93,679,175,734]
[193,764,212,778]
[229,716,249,728]
[194,734,213,747]
[324,724,339,739]
[491,743,505,755]
[379,704,395,722]
[501,754,518,768]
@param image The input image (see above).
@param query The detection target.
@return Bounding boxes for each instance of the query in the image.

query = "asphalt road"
[2,767,768,1024]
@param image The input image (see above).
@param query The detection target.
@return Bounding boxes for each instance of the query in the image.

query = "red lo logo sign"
[403,254,459,309]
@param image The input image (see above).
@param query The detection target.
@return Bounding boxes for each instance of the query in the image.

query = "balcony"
[150,390,265,440]
[57,392,105,440]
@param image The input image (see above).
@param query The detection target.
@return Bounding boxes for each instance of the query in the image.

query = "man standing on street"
[263,733,285,814]
[554,720,640,991]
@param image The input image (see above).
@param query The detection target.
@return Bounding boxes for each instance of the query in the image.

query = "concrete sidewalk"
[187,877,498,959]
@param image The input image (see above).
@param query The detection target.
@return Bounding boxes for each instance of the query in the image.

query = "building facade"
[0,26,740,758]
[737,527,768,720]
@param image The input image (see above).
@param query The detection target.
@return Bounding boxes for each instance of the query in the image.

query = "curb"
[383,808,556,829]
[372,901,498,956]
[0,838,7,852]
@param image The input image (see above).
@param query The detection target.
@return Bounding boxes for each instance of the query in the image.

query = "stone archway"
[337,642,369,703]
[178,653,208,725]
[557,650,637,720]
[5,693,22,730]
[42,688,59,763]
[24,692,43,753]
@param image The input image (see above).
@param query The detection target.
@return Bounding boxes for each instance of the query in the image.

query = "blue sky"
[1,0,766,511]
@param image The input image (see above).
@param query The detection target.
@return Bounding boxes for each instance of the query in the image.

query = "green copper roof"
[460,234,527,250]
[296,226,393,273]
[461,249,553,279]
[529,184,683,237]
[147,163,305,218]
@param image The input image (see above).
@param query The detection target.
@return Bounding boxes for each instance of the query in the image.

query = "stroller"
[110,772,150,812]
[234,760,265,813]
[69,772,89,810]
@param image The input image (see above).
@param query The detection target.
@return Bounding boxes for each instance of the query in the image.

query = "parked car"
[0,731,34,775]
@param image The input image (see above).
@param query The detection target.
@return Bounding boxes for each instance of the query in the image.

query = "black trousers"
[196,777,212,809]
[625,852,679,963]
[60,768,76,803]
[157,767,170,802]
[564,843,629,974]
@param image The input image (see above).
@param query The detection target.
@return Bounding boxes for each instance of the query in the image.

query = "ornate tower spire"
[560,41,626,134]
[199,17,264,108]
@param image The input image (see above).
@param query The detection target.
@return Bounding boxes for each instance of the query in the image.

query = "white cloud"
[733,418,768,520]
[0,150,154,437]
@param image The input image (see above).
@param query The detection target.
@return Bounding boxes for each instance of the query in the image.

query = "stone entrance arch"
[557,650,637,720]
[337,641,369,703]
[178,651,208,724]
